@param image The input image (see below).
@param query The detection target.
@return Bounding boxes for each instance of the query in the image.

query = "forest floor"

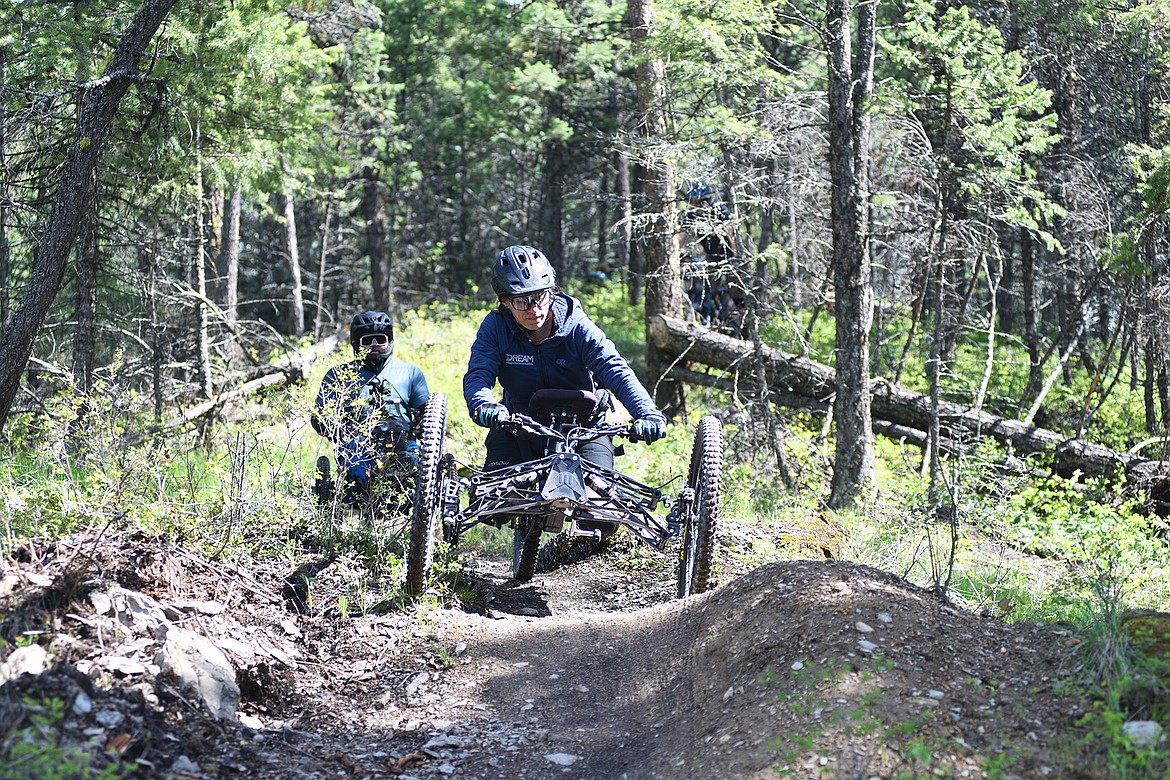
[0,523,1105,780]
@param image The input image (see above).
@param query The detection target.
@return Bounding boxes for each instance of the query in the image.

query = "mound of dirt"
[0,531,1101,779]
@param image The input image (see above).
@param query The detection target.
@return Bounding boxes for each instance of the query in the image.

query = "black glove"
[474,403,510,429]
[632,417,666,443]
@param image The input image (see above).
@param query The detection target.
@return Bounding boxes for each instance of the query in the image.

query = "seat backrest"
[528,389,598,425]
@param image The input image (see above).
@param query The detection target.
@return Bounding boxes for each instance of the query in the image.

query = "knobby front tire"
[511,518,542,583]
[404,393,448,596]
[677,416,723,598]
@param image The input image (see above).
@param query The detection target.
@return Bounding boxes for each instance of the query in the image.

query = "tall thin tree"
[825,0,877,508]
[0,0,180,432]
[629,0,685,417]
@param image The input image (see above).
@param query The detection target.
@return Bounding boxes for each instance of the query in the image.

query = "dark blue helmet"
[492,245,557,297]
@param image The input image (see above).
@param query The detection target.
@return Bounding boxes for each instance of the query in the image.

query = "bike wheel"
[511,518,542,583]
[404,393,448,596]
[677,416,723,598]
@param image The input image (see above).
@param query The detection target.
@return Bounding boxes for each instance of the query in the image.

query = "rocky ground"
[0,526,1122,779]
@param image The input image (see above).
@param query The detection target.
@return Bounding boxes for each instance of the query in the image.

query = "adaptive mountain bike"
[404,389,722,599]
[313,395,449,526]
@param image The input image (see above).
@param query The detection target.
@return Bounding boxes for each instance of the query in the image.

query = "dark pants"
[484,427,614,471]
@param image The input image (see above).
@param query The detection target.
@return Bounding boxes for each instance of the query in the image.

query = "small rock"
[96,656,148,676]
[544,753,580,766]
[1123,720,1163,749]
[422,735,466,752]
[238,713,263,730]
[722,686,735,701]
[216,637,256,662]
[0,644,47,684]
[858,639,877,653]
[855,622,874,633]
[94,710,125,728]
[156,626,240,721]
[109,588,169,634]
[170,755,202,776]
[280,619,300,637]
[518,607,541,617]
[928,690,945,700]
[791,661,804,671]
[405,671,430,696]
[89,591,112,615]
[72,691,93,716]
[453,642,468,656]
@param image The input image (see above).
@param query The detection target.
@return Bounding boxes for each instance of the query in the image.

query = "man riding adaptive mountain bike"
[311,310,430,512]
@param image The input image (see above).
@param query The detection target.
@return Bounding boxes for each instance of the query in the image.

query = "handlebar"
[498,413,646,444]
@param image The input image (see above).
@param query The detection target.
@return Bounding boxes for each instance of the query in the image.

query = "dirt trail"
[0,532,1098,779]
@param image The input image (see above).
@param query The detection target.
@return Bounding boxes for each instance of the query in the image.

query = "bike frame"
[440,414,680,548]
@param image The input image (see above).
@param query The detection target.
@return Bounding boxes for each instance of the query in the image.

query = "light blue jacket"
[314,356,429,442]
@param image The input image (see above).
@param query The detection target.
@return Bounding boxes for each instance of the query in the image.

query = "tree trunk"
[619,153,639,304]
[282,178,305,336]
[206,185,224,290]
[1145,336,1160,434]
[825,0,876,508]
[539,43,566,269]
[194,120,213,400]
[0,0,178,431]
[1019,228,1042,409]
[71,215,98,393]
[629,0,685,418]
[0,42,9,329]
[314,200,333,338]
[221,184,241,327]
[148,217,163,423]
[361,164,388,310]
[597,164,610,275]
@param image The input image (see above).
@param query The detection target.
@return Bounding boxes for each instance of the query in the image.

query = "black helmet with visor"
[350,310,394,357]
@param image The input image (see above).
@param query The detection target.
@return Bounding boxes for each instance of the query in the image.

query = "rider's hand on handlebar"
[474,403,510,430]
[632,417,666,444]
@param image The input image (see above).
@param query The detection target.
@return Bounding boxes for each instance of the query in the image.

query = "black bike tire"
[404,393,448,596]
[511,518,542,583]
[677,415,723,598]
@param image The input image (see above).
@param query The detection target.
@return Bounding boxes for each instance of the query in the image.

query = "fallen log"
[151,332,343,434]
[650,315,1168,485]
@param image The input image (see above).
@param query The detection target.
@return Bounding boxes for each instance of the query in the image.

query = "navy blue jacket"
[463,293,665,424]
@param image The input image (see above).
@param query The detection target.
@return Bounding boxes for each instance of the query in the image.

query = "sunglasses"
[508,289,552,312]
[358,333,390,347]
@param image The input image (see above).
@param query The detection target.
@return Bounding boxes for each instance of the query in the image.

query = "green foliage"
[879,0,1062,241]
[0,697,134,780]
[1057,560,1170,777]
[1131,144,1170,217]
[652,0,793,152]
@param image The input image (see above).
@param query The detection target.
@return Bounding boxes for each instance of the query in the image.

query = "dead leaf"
[106,733,133,754]
[324,752,363,775]
[389,752,428,773]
